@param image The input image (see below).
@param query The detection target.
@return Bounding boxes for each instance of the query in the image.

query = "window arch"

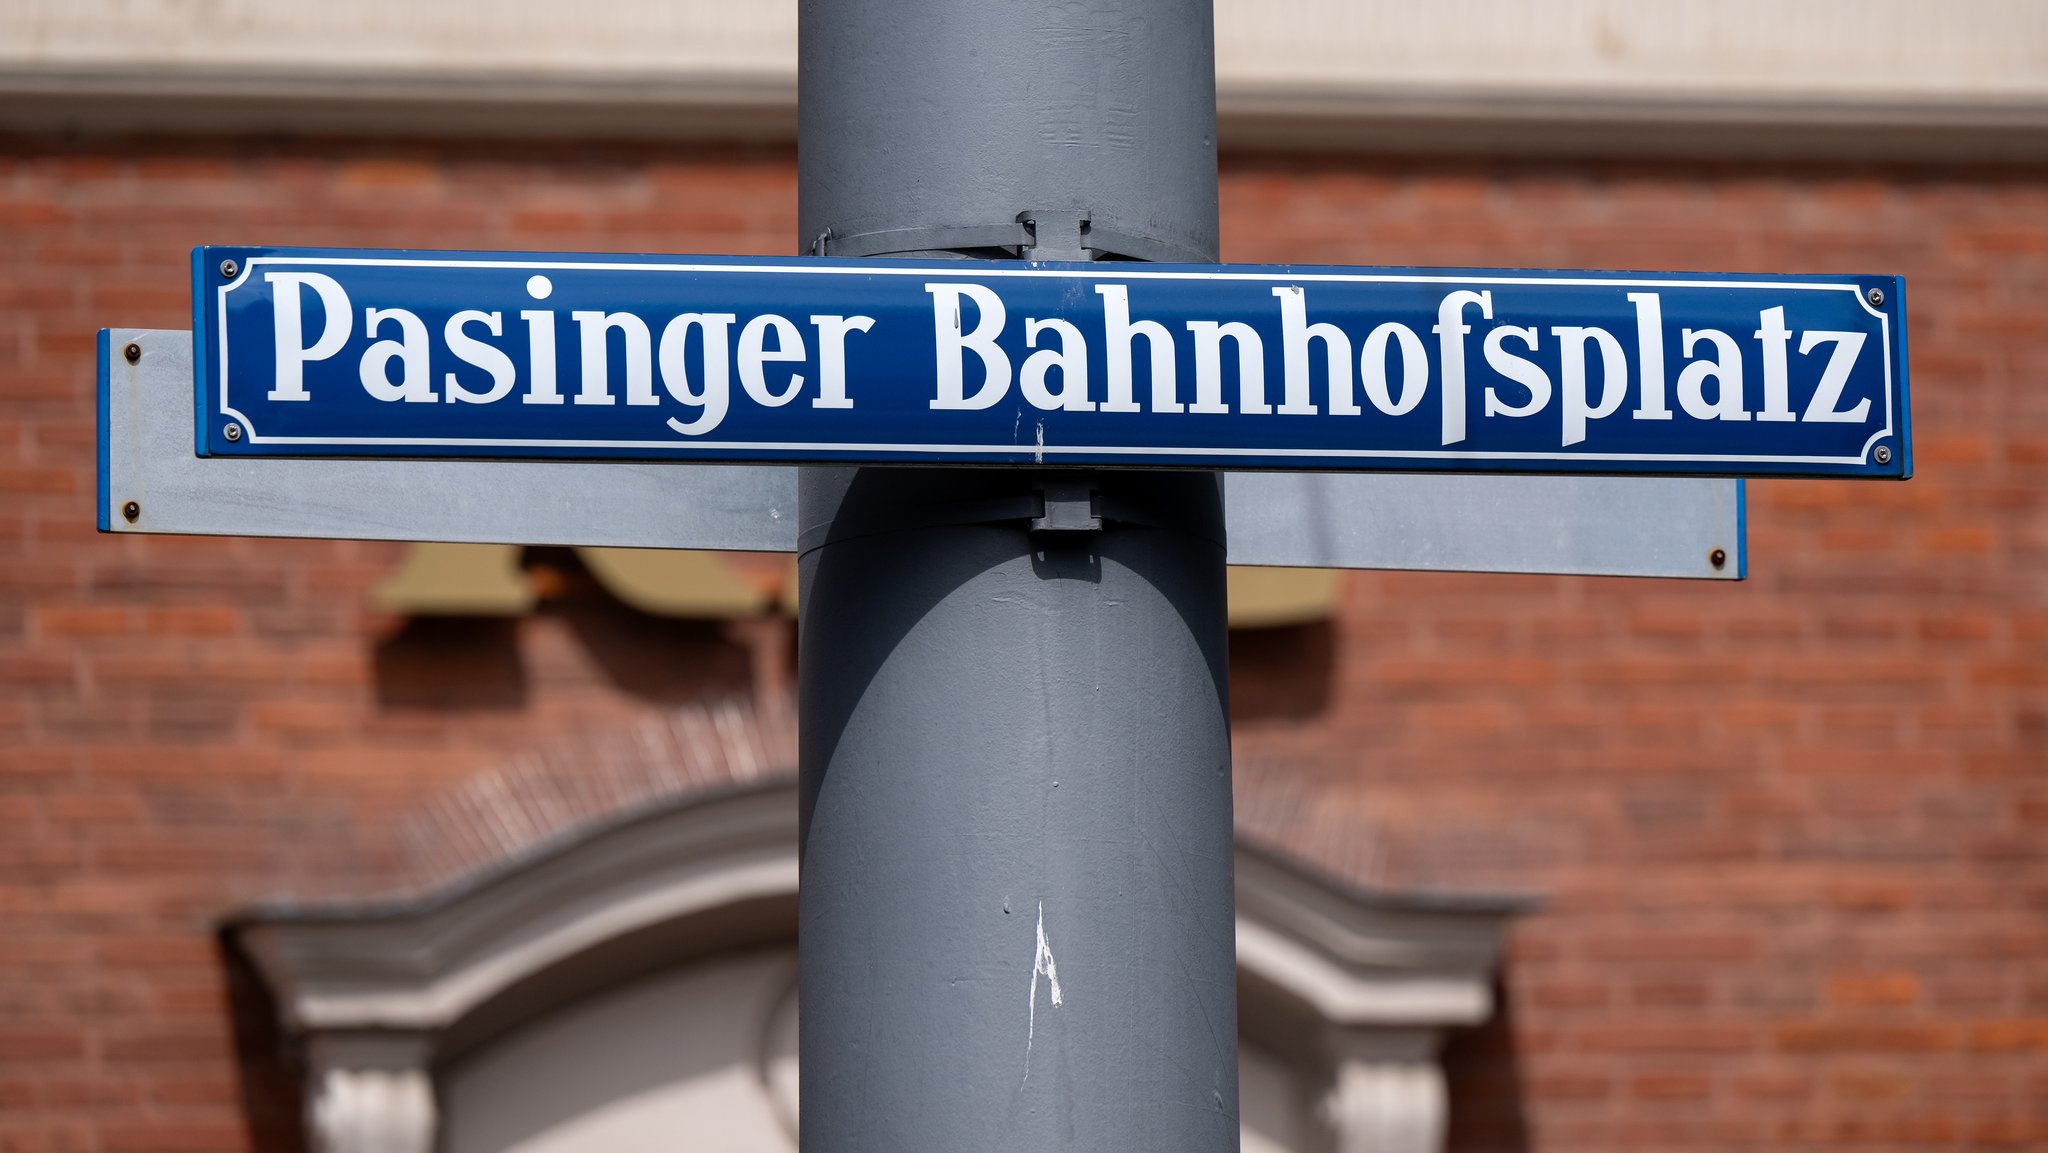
[230,711,1523,1153]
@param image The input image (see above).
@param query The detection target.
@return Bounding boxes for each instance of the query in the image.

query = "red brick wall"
[2,135,2043,1151]
[1220,157,2048,1151]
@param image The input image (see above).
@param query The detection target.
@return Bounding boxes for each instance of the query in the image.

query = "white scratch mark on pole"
[1037,901,1064,1008]
[1023,899,1064,1084]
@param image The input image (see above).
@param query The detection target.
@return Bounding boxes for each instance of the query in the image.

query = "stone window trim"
[229,780,1529,1153]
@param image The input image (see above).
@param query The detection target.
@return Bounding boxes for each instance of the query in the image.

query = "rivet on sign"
[1874,445,1892,465]
[223,422,243,443]
[1709,548,1727,570]
[121,501,140,523]
[1866,286,1885,307]
[122,342,141,364]
[219,258,239,279]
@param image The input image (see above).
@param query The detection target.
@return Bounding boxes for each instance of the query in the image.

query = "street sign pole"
[793,0,1240,1149]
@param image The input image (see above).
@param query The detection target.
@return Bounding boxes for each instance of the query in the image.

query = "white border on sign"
[214,257,1897,466]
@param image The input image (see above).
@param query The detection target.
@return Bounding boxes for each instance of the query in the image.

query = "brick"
[91,650,293,686]
[1969,1020,2048,1052]
[1628,1072,1712,1101]
[1921,523,1998,553]
[99,1119,252,1153]
[92,934,218,970]
[0,1028,86,1063]
[1782,1115,1959,1144]
[1585,933,1759,964]
[1971,661,2048,688]
[245,699,353,736]
[1374,656,1561,690]
[0,466,78,497]
[1831,1068,1917,1102]
[139,607,242,637]
[1829,969,1923,1008]
[1966,1120,2048,1147]
[1578,1024,1756,1054]
[1630,980,1712,1009]
[100,1025,234,1064]
[1526,1071,1611,1101]
[83,746,285,780]
[1730,1070,1815,1101]
[0,652,74,686]
[1776,1021,1957,1053]
[43,793,148,826]
[145,1075,240,1108]
[336,158,441,191]
[1524,979,1612,1010]
[10,1072,141,1110]
[33,606,131,638]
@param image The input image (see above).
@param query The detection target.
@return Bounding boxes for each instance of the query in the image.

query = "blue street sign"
[192,246,1910,478]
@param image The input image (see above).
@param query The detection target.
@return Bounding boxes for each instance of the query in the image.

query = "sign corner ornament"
[189,245,1910,479]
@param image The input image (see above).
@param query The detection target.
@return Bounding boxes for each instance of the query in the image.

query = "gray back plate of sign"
[103,330,1743,579]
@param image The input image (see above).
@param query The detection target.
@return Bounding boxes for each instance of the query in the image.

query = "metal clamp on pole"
[808,210,1212,263]
[796,470,1222,552]
[809,220,1034,258]
[1018,210,1093,262]
[1029,479,1101,533]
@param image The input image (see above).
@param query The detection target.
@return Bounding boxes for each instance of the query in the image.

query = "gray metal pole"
[794,2,1236,1151]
